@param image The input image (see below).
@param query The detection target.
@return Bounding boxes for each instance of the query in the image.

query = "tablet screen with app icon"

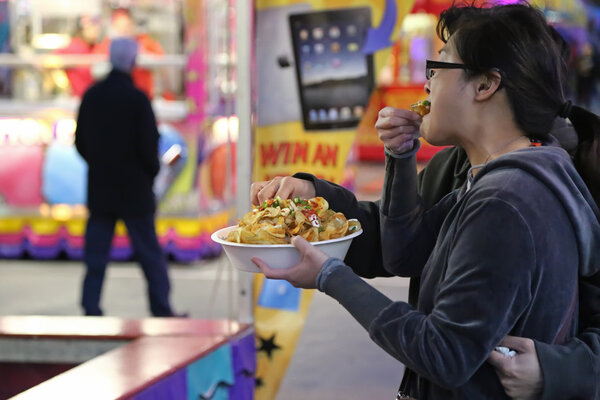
[289,8,374,130]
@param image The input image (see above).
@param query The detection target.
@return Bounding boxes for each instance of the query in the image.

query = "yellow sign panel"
[254,122,355,183]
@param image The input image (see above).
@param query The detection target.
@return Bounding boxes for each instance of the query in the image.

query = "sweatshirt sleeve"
[535,271,600,400]
[379,151,458,277]
[367,198,535,389]
[317,257,393,331]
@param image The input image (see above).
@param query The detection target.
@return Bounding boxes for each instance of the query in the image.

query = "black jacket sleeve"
[136,94,160,178]
[74,93,90,161]
[535,270,600,400]
[293,172,390,278]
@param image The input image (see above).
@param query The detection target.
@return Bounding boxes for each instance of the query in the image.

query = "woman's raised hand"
[375,106,422,154]
[251,176,316,205]
[252,236,329,289]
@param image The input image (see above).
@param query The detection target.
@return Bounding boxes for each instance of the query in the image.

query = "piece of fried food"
[410,100,431,117]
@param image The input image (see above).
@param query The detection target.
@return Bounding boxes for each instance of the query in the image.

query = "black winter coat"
[75,69,160,217]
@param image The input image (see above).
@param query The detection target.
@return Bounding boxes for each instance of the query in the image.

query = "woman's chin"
[419,122,450,147]
[419,123,433,144]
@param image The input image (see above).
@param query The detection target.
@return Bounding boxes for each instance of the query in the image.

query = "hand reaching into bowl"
[251,176,316,206]
[252,236,329,289]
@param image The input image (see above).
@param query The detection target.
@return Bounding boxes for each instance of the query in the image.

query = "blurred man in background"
[75,38,179,317]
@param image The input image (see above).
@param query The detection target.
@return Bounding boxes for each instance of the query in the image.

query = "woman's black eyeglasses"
[425,60,505,90]
[425,60,469,80]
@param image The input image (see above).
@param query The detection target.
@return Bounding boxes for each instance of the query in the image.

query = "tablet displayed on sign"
[289,8,374,130]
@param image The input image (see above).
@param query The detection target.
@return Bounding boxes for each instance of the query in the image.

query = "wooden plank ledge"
[0,316,246,340]
[8,336,227,400]
[0,316,254,400]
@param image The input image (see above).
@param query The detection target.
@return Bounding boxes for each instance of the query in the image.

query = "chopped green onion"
[422,100,431,107]
[294,196,300,204]
[318,226,325,232]
[273,200,279,207]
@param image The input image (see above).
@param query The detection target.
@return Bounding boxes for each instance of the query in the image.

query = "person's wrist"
[316,258,347,292]
[385,139,421,159]
[303,180,316,198]
[291,176,316,198]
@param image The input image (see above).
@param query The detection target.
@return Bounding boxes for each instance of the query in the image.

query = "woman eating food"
[250,3,600,399]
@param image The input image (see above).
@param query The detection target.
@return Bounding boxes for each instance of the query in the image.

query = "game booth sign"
[254,0,455,182]
[0,0,238,262]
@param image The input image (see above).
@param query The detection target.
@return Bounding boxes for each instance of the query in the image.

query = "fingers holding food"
[253,177,283,205]
[251,180,269,205]
[377,120,420,154]
[254,176,316,205]
[376,107,421,130]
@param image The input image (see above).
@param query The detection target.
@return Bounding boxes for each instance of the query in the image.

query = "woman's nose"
[424,80,431,95]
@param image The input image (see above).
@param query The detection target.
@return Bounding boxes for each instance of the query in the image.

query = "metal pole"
[234,0,254,324]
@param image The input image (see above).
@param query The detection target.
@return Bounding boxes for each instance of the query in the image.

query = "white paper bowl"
[211,222,363,273]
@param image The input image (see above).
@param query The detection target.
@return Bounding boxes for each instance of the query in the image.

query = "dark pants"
[81,213,174,316]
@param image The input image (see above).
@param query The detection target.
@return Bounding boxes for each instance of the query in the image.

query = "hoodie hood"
[474,146,600,277]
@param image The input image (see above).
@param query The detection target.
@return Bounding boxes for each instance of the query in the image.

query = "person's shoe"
[169,312,189,318]
[154,311,189,318]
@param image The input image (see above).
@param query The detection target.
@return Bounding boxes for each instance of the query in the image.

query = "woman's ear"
[474,69,503,101]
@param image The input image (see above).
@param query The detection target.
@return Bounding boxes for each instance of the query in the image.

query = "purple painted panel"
[232,332,256,375]
[0,244,24,258]
[109,247,133,261]
[64,247,84,259]
[26,243,62,259]
[203,242,223,258]
[228,332,256,400]
[133,368,187,400]
[169,248,202,263]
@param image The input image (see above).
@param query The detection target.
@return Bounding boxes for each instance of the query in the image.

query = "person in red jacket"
[56,15,101,97]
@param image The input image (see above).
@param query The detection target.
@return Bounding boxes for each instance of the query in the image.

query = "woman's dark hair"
[437,2,600,207]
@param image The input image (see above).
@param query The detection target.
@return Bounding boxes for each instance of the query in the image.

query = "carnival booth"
[0,0,237,262]
[0,1,257,399]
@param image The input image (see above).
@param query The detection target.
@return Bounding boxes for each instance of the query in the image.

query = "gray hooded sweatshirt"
[315,145,600,399]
